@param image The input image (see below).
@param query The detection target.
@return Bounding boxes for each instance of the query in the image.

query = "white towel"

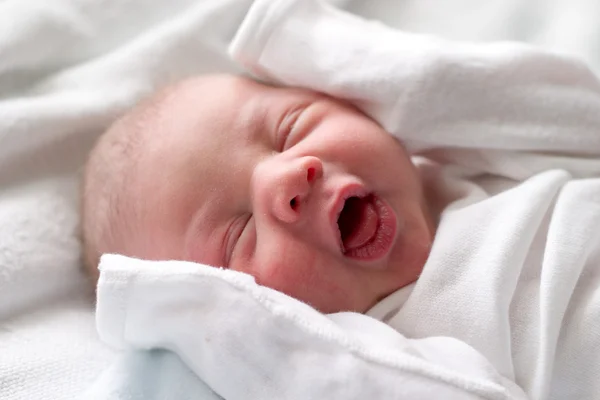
[230,0,600,159]
[93,254,525,400]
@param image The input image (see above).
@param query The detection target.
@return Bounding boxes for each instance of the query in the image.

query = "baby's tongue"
[339,196,378,251]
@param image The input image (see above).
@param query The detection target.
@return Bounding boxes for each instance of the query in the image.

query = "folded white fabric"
[85,349,221,400]
[230,0,600,161]
[95,254,525,400]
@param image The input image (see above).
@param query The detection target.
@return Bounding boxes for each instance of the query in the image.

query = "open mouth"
[336,193,397,261]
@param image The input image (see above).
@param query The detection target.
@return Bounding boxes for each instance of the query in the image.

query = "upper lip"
[328,183,369,253]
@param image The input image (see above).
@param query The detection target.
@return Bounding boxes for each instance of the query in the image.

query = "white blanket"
[2,0,600,399]
[88,0,600,399]
[91,254,523,399]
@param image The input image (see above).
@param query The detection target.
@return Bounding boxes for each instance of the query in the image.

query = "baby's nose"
[273,156,323,224]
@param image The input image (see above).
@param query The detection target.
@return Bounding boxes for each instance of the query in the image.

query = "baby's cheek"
[256,246,319,293]
[255,248,352,312]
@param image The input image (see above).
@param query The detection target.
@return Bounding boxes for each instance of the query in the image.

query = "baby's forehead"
[135,75,328,163]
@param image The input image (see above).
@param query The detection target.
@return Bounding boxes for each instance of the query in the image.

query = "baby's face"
[127,75,433,313]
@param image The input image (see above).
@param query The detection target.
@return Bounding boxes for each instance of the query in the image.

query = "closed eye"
[277,106,306,151]
[226,214,252,267]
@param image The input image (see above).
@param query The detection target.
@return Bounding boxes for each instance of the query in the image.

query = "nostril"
[307,167,316,183]
[290,197,298,210]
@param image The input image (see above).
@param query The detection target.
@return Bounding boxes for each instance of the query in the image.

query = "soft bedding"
[1,0,600,399]
[90,254,519,400]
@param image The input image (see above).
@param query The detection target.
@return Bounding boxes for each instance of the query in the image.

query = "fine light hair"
[81,85,177,281]
[81,74,254,281]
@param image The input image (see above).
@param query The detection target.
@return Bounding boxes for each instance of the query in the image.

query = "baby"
[82,74,435,314]
[83,0,600,396]
[84,71,600,398]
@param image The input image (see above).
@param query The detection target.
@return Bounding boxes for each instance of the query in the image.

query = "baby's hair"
[81,74,253,281]
[81,84,179,281]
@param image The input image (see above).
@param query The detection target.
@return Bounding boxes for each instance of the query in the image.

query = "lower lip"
[343,195,397,262]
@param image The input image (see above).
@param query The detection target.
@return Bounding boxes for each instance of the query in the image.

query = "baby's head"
[82,74,433,313]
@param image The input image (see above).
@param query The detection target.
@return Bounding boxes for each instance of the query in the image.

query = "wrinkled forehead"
[141,76,322,167]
